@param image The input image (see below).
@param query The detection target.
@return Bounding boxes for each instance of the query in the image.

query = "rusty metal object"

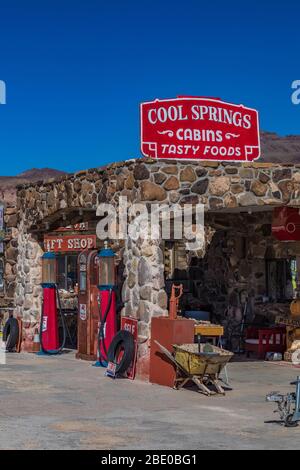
[169,284,183,320]
[149,317,195,388]
[155,341,233,395]
[16,318,22,353]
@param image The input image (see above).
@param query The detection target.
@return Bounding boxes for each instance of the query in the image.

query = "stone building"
[3,158,300,377]
[0,189,18,313]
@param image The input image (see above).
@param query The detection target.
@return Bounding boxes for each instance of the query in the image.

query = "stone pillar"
[122,236,168,380]
[2,206,19,305]
[15,225,43,351]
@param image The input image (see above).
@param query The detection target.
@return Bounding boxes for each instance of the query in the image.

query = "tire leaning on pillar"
[3,317,20,352]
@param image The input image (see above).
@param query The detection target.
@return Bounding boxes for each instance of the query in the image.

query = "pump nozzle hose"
[97,288,113,366]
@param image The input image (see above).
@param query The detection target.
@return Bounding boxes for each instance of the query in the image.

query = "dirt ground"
[0,351,300,450]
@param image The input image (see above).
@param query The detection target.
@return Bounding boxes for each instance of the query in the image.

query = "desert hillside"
[260,131,300,163]
[0,168,68,205]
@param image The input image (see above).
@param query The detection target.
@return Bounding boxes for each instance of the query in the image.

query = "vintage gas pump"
[77,250,100,361]
[95,243,117,367]
[39,253,66,354]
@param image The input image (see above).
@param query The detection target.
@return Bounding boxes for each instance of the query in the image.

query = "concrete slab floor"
[0,352,300,450]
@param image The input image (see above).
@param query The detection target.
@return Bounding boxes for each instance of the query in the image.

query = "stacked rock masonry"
[3,158,300,369]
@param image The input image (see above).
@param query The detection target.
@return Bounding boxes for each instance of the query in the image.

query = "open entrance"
[162,207,298,359]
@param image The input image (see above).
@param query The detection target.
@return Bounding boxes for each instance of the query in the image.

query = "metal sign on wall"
[44,234,97,253]
[54,222,90,232]
[140,96,260,161]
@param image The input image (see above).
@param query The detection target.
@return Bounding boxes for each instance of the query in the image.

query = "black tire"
[285,414,298,428]
[3,318,19,352]
[107,330,135,375]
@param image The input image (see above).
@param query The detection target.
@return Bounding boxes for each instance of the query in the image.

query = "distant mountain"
[0,168,68,189]
[0,168,68,205]
[17,168,68,181]
[260,131,300,163]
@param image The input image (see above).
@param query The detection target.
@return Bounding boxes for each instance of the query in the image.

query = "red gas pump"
[39,252,66,355]
[76,250,100,361]
[95,244,117,367]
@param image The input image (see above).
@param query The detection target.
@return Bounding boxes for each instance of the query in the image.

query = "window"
[57,254,78,291]
[266,258,297,302]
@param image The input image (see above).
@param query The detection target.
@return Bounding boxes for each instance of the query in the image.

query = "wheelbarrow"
[154,341,233,396]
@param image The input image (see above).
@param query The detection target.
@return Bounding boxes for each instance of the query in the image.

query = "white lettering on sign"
[148,104,252,129]
[44,235,97,252]
[141,97,260,161]
[148,105,188,124]
[67,238,94,250]
[123,322,136,337]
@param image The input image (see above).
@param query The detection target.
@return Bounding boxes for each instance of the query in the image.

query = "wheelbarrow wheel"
[285,414,298,428]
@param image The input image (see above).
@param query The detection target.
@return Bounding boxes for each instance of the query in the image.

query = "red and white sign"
[272,207,300,242]
[44,234,97,252]
[121,316,138,380]
[141,96,260,161]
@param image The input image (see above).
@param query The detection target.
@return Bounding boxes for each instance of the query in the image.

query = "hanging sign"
[44,234,97,252]
[140,96,260,161]
[272,207,300,242]
[54,222,90,232]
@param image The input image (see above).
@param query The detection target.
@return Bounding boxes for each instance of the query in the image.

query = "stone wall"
[16,160,300,228]
[122,236,168,377]
[1,203,18,317]
[14,159,300,359]
[14,221,43,350]
[189,212,300,310]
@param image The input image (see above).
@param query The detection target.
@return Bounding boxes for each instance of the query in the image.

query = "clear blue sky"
[0,0,299,175]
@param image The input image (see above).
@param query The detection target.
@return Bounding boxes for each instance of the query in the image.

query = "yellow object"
[290,299,300,317]
[173,343,232,376]
[286,326,300,350]
[194,325,224,337]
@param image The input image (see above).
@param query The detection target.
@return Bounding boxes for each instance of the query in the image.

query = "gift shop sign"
[140,97,260,161]
[44,234,97,252]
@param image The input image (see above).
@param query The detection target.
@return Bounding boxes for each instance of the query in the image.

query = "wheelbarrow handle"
[154,340,177,366]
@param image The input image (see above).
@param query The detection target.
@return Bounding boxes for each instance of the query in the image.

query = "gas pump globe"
[42,252,57,286]
[98,244,116,288]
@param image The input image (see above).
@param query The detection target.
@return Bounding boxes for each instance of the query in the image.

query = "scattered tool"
[266,376,300,427]
[169,284,183,320]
